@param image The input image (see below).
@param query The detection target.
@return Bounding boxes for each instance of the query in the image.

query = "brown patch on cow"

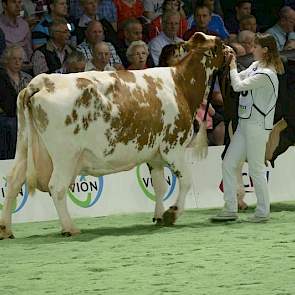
[103,74,165,155]
[82,112,93,130]
[110,71,136,83]
[32,104,49,132]
[72,109,78,122]
[64,80,112,134]
[43,77,55,93]
[74,124,80,134]
[75,88,93,108]
[65,115,72,125]
[76,78,93,89]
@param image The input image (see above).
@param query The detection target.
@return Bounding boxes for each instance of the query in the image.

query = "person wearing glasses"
[31,19,74,75]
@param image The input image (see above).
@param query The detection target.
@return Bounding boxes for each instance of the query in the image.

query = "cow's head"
[184,32,229,70]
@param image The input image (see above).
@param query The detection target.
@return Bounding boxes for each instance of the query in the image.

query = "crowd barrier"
[0,146,294,223]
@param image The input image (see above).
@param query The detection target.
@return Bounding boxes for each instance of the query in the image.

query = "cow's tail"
[21,87,38,196]
[189,120,208,159]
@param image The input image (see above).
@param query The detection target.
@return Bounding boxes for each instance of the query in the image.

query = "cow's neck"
[174,51,216,117]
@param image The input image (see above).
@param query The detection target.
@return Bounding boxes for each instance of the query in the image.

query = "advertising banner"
[0,147,294,223]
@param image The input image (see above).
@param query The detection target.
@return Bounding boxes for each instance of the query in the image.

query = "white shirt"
[148,32,183,66]
[230,61,279,129]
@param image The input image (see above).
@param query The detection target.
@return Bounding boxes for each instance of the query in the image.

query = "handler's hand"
[229,53,237,70]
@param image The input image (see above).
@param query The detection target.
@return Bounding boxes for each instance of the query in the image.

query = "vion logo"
[0,177,28,213]
[67,175,104,208]
[136,164,177,201]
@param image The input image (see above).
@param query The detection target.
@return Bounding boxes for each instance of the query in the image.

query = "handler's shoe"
[210,211,238,222]
[246,215,270,223]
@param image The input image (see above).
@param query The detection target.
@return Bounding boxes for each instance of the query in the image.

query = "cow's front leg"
[162,154,191,226]
[147,163,166,225]
[49,169,80,236]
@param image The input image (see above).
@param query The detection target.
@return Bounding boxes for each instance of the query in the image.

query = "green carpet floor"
[1,202,295,295]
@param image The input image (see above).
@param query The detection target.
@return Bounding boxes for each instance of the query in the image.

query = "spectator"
[143,0,164,21]
[115,18,154,68]
[237,30,255,54]
[148,0,188,40]
[254,0,285,31]
[69,0,118,30]
[266,6,295,51]
[196,96,225,146]
[96,0,118,31]
[158,43,184,66]
[85,41,115,70]
[113,0,144,30]
[32,0,76,49]
[64,50,86,72]
[230,42,246,56]
[126,40,149,69]
[239,14,257,33]
[149,10,183,65]
[0,45,32,159]
[188,0,229,40]
[75,0,117,44]
[183,5,217,40]
[0,27,6,56]
[224,0,252,36]
[77,20,123,69]
[32,19,74,75]
[194,0,224,16]
[284,39,295,49]
[0,0,32,62]
[22,0,48,29]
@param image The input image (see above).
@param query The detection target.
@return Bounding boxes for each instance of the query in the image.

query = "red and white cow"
[0,33,228,238]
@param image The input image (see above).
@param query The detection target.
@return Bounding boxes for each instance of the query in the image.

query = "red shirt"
[114,0,144,29]
[148,15,188,41]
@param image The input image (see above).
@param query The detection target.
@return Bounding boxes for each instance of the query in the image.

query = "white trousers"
[222,119,271,217]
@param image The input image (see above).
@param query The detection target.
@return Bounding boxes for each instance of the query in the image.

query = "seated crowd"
[0,0,295,159]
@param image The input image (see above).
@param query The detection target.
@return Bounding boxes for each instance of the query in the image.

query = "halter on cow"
[0,32,229,239]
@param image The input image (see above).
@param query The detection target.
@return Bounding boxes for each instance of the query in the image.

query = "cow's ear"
[190,32,207,44]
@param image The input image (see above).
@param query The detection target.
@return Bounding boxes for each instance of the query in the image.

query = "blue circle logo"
[0,177,29,213]
[136,164,177,201]
[67,175,104,208]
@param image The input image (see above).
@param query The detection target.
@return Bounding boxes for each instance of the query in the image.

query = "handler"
[212,33,284,223]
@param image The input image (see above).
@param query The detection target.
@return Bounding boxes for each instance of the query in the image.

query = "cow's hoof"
[238,200,248,211]
[163,206,178,226]
[61,228,81,237]
[0,224,14,240]
[61,231,72,237]
[152,218,163,226]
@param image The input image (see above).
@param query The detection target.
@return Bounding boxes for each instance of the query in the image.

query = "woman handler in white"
[212,33,284,222]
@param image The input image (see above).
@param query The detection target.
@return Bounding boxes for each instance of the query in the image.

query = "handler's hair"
[255,33,285,74]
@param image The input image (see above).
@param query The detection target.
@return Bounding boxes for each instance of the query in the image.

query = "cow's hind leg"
[48,165,80,236]
[0,159,26,239]
[147,161,167,225]
[161,150,191,226]
[236,161,247,210]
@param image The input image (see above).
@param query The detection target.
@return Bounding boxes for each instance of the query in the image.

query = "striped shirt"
[77,41,122,66]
